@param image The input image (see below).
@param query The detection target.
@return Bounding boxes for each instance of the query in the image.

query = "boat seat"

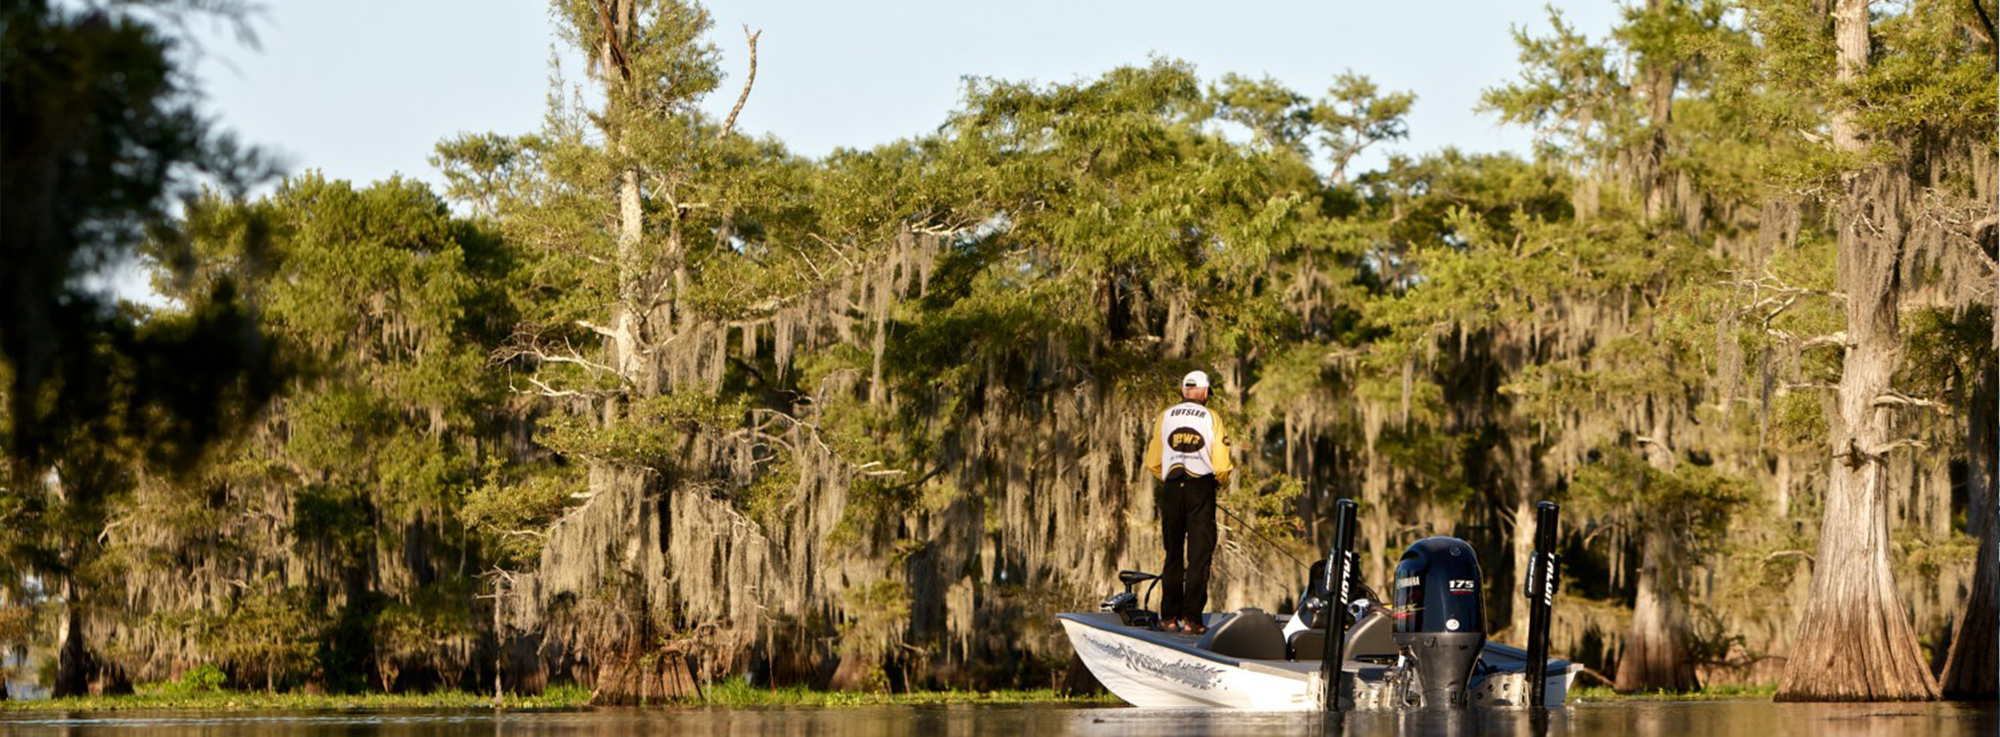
[1196,607,1287,661]
[1288,628,1323,660]
[1288,611,1397,662]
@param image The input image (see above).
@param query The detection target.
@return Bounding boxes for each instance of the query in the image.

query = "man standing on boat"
[1144,370,1233,635]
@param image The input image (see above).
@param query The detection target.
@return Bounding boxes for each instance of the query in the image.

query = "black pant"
[1160,473,1218,623]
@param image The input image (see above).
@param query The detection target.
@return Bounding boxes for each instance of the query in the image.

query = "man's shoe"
[1185,622,1208,636]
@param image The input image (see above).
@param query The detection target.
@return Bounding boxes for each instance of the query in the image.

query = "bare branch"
[1838,437,1931,466]
[1969,0,1997,48]
[1869,438,1931,456]
[511,376,617,400]
[494,343,618,375]
[718,25,762,139]
[1762,549,1815,565]
[749,408,835,456]
[1873,391,1952,415]
[525,377,582,398]
[910,218,977,237]
[807,232,860,270]
[576,320,619,339]
[1723,270,1848,304]
[590,0,633,82]
[788,243,827,280]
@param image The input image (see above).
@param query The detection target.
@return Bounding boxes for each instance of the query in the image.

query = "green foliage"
[1570,448,1749,553]
[1848,3,1998,147]
[1219,468,1310,543]
[154,664,227,696]
[1901,307,1996,399]
[835,578,912,672]
[0,598,32,652]
[461,464,583,566]
[1481,7,1622,160]
[0,0,281,470]
[363,582,478,691]
[541,392,746,469]
[200,580,323,691]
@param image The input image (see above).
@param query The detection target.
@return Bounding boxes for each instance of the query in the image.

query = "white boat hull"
[1062,616,1319,709]
[1059,612,1579,711]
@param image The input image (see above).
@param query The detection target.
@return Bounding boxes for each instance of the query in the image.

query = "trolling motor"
[1318,499,1360,711]
[1101,570,1161,628]
[1391,537,1487,708]
[1523,501,1562,708]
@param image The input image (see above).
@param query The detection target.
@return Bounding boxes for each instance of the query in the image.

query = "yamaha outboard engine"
[1391,537,1486,707]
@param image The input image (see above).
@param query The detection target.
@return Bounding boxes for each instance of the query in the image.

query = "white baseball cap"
[1182,370,1210,389]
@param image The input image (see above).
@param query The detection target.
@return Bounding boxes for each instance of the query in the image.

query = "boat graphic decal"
[1080,632,1225,691]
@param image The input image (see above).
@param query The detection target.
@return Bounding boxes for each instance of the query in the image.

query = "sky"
[184,1,1629,192]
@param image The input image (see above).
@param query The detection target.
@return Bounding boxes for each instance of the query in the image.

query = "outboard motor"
[1391,537,1486,707]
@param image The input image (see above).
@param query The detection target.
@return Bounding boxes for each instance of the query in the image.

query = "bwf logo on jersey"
[1169,429,1206,452]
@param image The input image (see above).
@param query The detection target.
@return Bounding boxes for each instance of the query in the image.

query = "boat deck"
[1057,612,1369,679]
[1059,609,1582,709]
[1056,611,1577,678]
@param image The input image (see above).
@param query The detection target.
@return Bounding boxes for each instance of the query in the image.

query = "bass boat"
[1058,499,1580,711]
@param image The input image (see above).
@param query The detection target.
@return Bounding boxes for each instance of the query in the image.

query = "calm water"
[0,702,1992,737]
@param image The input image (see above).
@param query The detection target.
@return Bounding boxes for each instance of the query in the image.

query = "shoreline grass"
[0,684,594,712]
[12,680,1790,711]
[1571,683,1779,702]
[0,681,1116,712]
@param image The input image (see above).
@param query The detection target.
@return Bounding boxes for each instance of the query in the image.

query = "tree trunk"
[607,0,653,391]
[1639,0,1677,222]
[52,574,89,698]
[1363,446,1391,592]
[1775,0,1939,701]
[1775,452,1793,519]
[1940,369,1998,699]
[613,165,647,384]
[1618,410,1699,692]
[1,586,10,702]
[1617,522,1699,692]
[1941,485,1999,699]
[1509,442,1537,640]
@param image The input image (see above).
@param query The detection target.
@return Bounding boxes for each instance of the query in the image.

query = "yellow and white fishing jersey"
[1144,402,1234,482]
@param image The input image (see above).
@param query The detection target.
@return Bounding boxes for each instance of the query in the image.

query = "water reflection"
[0,702,1992,737]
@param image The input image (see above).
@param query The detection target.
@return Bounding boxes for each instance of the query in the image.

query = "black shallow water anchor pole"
[1524,501,1562,708]
[1319,498,1359,711]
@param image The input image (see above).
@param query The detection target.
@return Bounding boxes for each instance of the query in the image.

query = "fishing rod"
[1214,501,1316,571]
[1216,501,1384,617]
